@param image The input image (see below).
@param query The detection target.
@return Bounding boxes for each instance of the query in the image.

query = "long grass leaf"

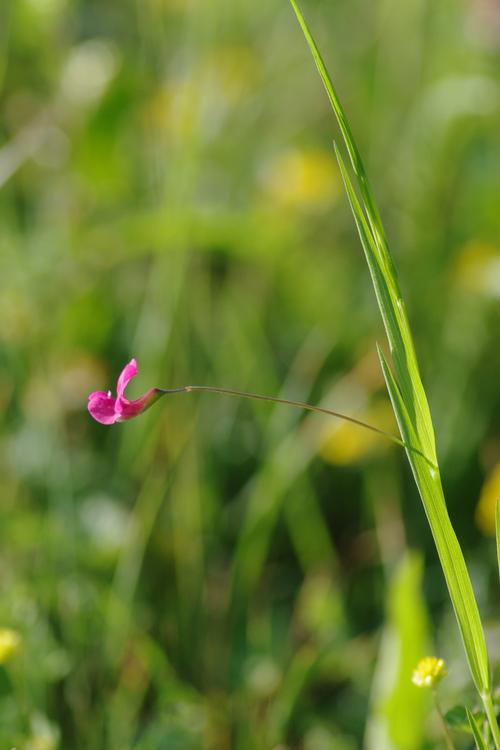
[288,0,382,237]
[335,145,435,457]
[288,0,492,700]
[378,347,490,693]
[289,0,436,464]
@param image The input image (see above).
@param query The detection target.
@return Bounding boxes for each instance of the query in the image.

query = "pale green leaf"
[365,554,429,750]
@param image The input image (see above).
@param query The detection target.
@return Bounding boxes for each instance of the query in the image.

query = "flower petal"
[115,388,160,421]
[88,391,119,425]
[116,358,138,399]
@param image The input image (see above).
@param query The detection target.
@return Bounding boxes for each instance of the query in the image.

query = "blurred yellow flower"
[320,400,396,465]
[453,240,500,297]
[145,47,257,139]
[147,78,200,139]
[0,628,21,664]
[261,148,339,211]
[411,657,447,689]
[475,461,500,535]
[207,47,258,103]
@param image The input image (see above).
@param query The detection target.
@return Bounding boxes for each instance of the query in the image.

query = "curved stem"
[158,385,437,469]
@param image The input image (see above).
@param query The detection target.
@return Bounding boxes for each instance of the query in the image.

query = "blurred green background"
[1,0,500,747]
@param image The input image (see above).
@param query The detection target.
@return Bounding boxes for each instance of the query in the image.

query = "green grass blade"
[334,144,436,461]
[467,707,488,750]
[288,0,382,237]
[378,347,490,694]
[289,0,437,465]
[288,0,493,702]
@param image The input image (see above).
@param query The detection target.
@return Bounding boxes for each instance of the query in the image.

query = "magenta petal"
[88,392,119,425]
[116,358,138,398]
[115,388,158,421]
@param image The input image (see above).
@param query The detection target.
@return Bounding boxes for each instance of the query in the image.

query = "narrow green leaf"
[288,0,383,240]
[378,346,490,695]
[289,0,437,464]
[467,707,489,750]
[335,145,432,458]
[289,0,492,701]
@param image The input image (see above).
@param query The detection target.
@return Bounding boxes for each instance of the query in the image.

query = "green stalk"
[288,0,500,744]
[158,384,433,463]
[483,693,500,750]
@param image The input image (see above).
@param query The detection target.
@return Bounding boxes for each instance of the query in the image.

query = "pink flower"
[88,359,161,425]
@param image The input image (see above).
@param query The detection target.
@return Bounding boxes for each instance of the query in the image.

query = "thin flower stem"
[158,385,437,469]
